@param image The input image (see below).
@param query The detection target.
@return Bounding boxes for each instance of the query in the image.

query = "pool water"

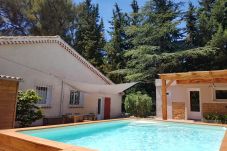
[21,120,226,151]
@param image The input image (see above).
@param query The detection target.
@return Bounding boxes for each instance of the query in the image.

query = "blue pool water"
[20,120,226,151]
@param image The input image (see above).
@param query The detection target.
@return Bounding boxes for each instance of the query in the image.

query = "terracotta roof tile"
[0,75,22,81]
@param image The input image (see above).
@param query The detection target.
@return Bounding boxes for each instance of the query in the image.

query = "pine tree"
[104,3,131,83]
[130,0,140,26]
[185,2,199,47]
[75,0,105,70]
[197,0,216,46]
[135,0,182,52]
[209,0,227,50]
[0,0,37,35]
[34,0,75,39]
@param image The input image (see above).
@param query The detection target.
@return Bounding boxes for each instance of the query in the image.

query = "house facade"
[156,70,227,120]
[0,36,135,125]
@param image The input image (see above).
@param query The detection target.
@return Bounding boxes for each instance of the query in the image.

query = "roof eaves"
[0,75,23,81]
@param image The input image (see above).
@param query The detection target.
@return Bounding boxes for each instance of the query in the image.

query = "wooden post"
[162,79,167,120]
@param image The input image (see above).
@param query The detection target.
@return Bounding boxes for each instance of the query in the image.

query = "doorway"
[104,97,111,119]
[187,89,201,120]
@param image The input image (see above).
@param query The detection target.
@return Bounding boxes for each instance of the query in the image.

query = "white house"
[0,36,136,125]
[156,70,227,121]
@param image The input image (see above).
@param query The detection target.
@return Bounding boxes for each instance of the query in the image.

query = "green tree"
[197,0,216,46]
[130,0,140,26]
[139,0,182,52]
[209,25,227,50]
[33,0,76,41]
[124,91,152,117]
[185,2,199,47]
[74,0,105,70]
[209,0,227,50]
[0,0,36,35]
[0,0,76,44]
[104,3,130,83]
[16,90,43,127]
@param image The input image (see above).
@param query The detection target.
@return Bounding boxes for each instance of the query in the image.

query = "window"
[36,86,52,105]
[215,89,227,100]
[69,91,80,105]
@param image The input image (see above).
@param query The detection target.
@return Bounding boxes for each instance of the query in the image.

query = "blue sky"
[74,0,199,40]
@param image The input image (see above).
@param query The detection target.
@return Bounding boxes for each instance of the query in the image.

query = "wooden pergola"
[159,69,227,120]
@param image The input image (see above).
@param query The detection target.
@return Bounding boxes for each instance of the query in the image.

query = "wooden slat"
[177,78,227,84]
[159,69,227,80]
[162,79,167,120]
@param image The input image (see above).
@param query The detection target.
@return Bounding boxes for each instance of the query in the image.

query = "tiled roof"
[0,75,22,81]
[0,36,113,84]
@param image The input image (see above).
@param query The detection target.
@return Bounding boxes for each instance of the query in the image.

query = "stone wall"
[172,102,185,120]
[202,103,227,115]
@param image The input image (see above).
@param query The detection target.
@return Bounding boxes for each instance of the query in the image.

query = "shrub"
[124,92,152,117]
[16,90,43,127]
[204,113,227,124]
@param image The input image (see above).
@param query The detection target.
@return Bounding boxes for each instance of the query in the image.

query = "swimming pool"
[21,120,226,151]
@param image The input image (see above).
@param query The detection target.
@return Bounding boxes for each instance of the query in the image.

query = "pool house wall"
[156,77,227,120]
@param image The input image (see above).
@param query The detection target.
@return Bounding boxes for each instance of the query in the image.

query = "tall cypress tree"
[75,0,105,70]
[185,2,199,47]
[104,3,130,83]
[130,0,140,26]
[197,0,216,46]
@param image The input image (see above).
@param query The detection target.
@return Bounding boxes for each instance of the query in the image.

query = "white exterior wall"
[155,79,227,119]
[0,42,122,125]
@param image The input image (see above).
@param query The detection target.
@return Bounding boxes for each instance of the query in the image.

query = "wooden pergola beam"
[177,78,227,84]
[159,70,227,80]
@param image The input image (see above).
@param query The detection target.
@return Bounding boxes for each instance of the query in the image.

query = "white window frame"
[69,90,83,107]
[213,87,227,101]
[35,85,52,107]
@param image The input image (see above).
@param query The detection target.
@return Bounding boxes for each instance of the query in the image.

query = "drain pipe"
[59,80,64,116]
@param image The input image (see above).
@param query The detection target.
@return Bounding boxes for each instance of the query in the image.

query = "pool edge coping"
[0,118,227,151]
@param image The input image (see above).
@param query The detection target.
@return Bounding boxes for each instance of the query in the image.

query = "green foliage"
[204,113,227,124]
[120,46,218,83]
[124,92,152,117]
[104,3,131,83]
[209,25,227,50]
[185,2,199,47]
[0,0,38,35]
[34,0,75,37]
[75,0,106,70]
[208,0,227,50]
[197,0,216,46]
[139,0,182,52]
[16,90,43,127]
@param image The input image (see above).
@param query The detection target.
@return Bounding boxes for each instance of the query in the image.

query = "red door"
[104,97,111,119]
